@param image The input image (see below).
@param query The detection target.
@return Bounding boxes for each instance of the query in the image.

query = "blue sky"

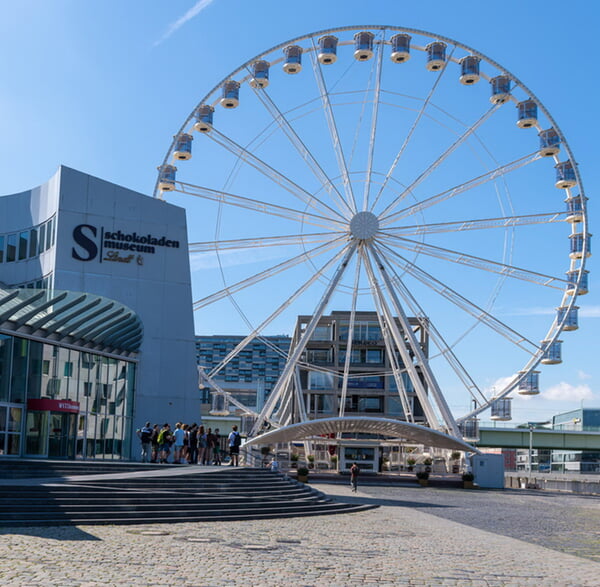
[1,0,598,424]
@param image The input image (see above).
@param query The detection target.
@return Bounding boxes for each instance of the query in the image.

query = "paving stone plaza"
[1,478,599,587]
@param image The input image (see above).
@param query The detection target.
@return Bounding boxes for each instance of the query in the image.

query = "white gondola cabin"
[518,370,540,395]
[490,397,512,421]
[557,306,579,331]
[209,391,230,416]
[490,75,511,104]
[390,33,411,63]
[220,80,240,108]
[565,194,585,223]
[249,60,270,88]
[283,45,303,74]
[566,269,589,296]
[459,55,480,84]
[460,418,480,442]
[354,31,374,61]
[194,105,214,132]
[240,414,257,436]
[539,128,560,157]
[541,340,562,365]
[173,133,193,161]
[426,41,446,71]
[569,232,591,259]
[516,99,537,128]
[555,161,577,189]
[157,164,177,192]
[318,35,338,64]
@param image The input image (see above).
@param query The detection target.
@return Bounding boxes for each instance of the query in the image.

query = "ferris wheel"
[155,26,589,441]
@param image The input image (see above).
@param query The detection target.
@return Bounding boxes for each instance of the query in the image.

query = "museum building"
[0,166,199,460]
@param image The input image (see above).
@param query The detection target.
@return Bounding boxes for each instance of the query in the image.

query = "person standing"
[137,421,153,463]
[212,428,221,465]
[150,424,160,463]
[157,423,172,464]
[350,462,359,492]
[188,423,198,465]
[172,422,185,464]
[228,425,241,466]
[197,425,207,465]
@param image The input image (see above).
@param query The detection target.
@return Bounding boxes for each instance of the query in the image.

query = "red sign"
[27,399,80,413]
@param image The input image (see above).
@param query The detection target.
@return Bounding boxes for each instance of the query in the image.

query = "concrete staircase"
[0,463,376,527]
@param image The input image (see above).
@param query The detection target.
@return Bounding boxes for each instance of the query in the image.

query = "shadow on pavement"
[0,527,101,541]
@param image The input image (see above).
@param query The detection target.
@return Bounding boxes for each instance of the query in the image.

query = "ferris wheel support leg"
[369,246,462,438]
[361,248,441,430]
[250,243,357,436]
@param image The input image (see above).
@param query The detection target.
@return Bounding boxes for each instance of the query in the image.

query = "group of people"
[137,422,243,465]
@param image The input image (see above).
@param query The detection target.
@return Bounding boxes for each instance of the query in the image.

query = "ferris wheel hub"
[350,211,379,240]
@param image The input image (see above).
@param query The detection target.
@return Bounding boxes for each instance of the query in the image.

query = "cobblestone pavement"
[1,482,599,586]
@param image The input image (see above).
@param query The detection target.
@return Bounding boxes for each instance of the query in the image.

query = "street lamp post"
[527,421,550,474]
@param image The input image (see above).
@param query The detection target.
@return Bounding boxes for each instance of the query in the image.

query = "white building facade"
[0,166,199,459]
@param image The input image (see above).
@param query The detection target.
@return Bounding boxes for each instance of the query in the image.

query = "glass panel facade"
[0,331,136,459]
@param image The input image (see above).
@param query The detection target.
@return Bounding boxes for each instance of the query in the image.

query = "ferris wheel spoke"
[378,103,501,218]
[310,41,358,214]
[251,243,358,435]
[383,211,568,237]
[204,127,345,221]
[338,253,362,417]
[361,246,442,429]
[379,151,542,227]
[174,181,346,231]
[358,248,414,422]
[375,249,488,406]
[371,45,456,212]
[208,245,352,379]
[377,241,540,353]
[189,232,344,253]
[362,34,385,212]
[247,80,354,219]
[379,233,567,289]
[193,236,347,310]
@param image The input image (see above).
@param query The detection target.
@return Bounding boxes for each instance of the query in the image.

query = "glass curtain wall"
[0,332,135,459]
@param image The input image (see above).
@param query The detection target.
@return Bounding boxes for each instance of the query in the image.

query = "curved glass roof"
[245,416,479,453]
[0,285,142,354]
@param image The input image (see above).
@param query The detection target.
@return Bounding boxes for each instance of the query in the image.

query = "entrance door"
[25,411,48,456]
[48,412,77,459]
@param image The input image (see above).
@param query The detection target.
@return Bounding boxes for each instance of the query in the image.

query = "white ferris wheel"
[155,26,589,445]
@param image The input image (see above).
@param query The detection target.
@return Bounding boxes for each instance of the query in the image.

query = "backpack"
[233,432,242,447]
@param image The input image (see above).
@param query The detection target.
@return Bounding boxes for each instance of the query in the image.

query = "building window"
[64,362,73,377]
[6,234,16,263]
[18,232,28,260]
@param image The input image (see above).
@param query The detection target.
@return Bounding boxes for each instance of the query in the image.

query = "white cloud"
[541,381,594,402]
[579,306,600,318]
[154,0,215,46]
[578,370,592,381]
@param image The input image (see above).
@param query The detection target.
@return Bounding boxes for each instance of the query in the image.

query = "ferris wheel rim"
[158,25,588,435]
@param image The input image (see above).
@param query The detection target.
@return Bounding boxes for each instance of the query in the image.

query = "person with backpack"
[157,423,172,464]
[228,425,241,466]
[137,422,153,463]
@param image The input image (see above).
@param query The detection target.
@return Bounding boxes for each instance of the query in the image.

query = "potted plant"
[290,453,299,468]
[423,457,432,473]
[307,454,315,469]
[416,470,429,487]
[462,472,475,489]
[406,457,416,472]
[297,466,309,483]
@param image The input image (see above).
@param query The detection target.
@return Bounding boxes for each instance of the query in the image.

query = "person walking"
[228,425,241,466]
[350,462,360,492]
[137,421,153,463]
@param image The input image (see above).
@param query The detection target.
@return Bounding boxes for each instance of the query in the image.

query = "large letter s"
[72,224,98,261]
